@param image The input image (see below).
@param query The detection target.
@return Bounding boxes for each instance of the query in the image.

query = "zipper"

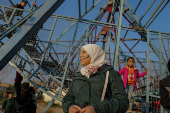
[88,81,91,104]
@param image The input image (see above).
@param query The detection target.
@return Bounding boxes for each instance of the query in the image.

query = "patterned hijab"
[80,44,107,78]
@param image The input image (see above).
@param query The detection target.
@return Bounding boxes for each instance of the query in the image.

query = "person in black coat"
[160,59,170,110]
[7,72,36,113]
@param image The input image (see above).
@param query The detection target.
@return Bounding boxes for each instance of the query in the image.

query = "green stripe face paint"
[83,54,89,59]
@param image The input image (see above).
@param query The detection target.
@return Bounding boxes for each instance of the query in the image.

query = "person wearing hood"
[7,72,36,113]
[62,44,128,113]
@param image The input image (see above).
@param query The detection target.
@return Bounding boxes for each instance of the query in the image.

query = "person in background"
[2,92,14,113]
[62,44,128,113]
[0,0,37,22]
[160,59,170,110]
[6,0,28,18]
[119,57,147,112]
[6,0,37,18]
[7,71,36,113]
[0,1,37,38]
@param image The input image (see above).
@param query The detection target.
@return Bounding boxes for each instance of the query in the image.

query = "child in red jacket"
[119,57,147,111]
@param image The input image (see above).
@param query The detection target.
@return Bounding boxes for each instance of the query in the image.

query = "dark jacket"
[160,75,170,110]
[7,82,36,113]
[62,64,129,113]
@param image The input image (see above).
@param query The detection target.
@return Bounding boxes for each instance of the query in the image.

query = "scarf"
[126,65,135,82]
[80,44,107,78]
[126,65,134,74]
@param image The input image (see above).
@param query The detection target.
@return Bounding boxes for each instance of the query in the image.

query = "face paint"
[83,54,89,59]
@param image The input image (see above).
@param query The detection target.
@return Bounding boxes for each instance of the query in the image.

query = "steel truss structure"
[0,0,170,112]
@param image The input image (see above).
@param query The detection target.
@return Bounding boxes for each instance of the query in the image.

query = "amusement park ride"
[0,0,170,112]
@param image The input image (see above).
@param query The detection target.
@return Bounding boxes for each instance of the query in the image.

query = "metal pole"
[106,29,111,59]
[81,0,102,18]
[78,0,81,18]
[92,0,94,6]
[133,0,142,14]
[146,0,170,29]
[43,99,55,113]
[113,0,124,69]
[168,36,170,58]
[146,30,150,113]
[124,0,141,25]
[41,15,58,62]
[85,0,87,13]
[9,0,14,6]
[159,32,164,113]
[139,0,156,21]
[57,19,80,99]
[36,91,43,101]
[159,32,163,80]
[144,0,165,28]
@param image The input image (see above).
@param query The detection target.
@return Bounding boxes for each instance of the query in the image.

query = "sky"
[1,0,170,83]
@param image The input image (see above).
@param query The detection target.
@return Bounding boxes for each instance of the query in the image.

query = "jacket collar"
[125,66,138,70]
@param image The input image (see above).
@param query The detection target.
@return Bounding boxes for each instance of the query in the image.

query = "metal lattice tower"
[0,0,170,112]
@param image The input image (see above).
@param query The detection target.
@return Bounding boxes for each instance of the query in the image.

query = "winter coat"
[62,64,129,113]
[119,67,146,89]
[160,75,170,110]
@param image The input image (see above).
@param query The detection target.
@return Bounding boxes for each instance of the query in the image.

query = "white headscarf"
[80,44,107,78]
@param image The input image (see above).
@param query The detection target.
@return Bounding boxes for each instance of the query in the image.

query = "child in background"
[119,57,147,111]
[2,92,14,113]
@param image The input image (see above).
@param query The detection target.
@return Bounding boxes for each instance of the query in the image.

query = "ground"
[0,103,64,113]
[36,103,64,113]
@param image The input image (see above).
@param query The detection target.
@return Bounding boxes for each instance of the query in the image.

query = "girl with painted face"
[119,57,147,112]
[62,44,128,113]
